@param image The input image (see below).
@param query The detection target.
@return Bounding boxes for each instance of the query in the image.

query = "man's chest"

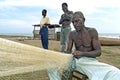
[73,32,92,46]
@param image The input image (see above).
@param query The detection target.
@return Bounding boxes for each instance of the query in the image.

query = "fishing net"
[0,38,73,80]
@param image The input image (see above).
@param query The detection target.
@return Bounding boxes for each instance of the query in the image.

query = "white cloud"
[0,0,120,33]
[1,0,120,15]
[0,19,31,28]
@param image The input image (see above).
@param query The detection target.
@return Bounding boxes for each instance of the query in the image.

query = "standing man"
[39,9,50,49]
[59,2,73,52]
[66,11,120,80]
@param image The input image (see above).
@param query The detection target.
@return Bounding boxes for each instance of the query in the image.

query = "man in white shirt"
[39,9,50,49]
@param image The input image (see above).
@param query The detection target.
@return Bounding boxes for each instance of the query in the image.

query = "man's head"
[62,2,68,13]
[42,9,47,17]
[72,11,85,32]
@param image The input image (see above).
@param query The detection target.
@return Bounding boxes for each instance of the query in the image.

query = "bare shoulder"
[87,27,97,33]
[70,30,76,34]
[68,11,73,15]
[69,30,76,37]
[86,27,98,38]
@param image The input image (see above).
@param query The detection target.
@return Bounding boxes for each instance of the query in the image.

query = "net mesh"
[0,38,73,80]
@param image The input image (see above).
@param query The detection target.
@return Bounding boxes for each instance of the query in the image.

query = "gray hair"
[74,11,85,21]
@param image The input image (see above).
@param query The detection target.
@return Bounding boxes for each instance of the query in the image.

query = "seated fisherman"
[47,11,120,80]
[65,11,120,80]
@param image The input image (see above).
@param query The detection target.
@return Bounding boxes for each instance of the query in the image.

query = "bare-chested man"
[59,2,73,52]
[48,11,120,80]
[65,11,120,80]
[66,11,101,58]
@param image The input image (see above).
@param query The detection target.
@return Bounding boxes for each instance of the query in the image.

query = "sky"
[0,0,120,35]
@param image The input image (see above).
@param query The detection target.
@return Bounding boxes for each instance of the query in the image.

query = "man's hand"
[72,50,83,59]
[62,21,70,26]
[44,23,50,26]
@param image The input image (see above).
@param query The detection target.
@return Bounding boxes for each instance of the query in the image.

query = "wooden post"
[33,26,35,39]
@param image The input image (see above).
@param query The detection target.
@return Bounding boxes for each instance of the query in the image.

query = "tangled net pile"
[0,38,73,80]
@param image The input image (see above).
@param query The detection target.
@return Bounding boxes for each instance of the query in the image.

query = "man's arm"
[66,32,73,53]
[44,23,50,26]
[44,17,50,26]
[59,15,64,24]
[59,14,72,25]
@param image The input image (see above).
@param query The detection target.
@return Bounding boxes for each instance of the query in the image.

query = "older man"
[48,11,120,80]
[66,11,120,80]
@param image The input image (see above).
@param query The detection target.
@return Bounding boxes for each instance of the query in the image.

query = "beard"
[75,24,84,32]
